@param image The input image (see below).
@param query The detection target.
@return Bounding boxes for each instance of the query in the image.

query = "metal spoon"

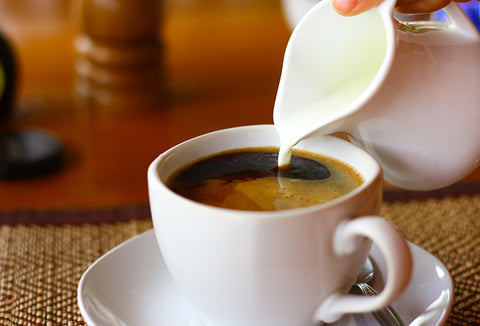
[353,257,405,326]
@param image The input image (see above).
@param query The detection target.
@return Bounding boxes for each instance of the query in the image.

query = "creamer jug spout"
[274,0,396,165]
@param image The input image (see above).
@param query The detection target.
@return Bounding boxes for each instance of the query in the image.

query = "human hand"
[333,0,473,16]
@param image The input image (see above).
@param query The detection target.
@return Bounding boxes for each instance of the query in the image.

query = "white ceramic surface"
[274,0,480,190]
[78,229,454,326]
[148,125,411,325]
[280,0,319,28]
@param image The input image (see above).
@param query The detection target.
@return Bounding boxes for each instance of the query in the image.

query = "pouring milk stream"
[274,0,480,190]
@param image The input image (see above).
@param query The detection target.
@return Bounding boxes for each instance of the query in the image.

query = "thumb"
[333,0,383,15]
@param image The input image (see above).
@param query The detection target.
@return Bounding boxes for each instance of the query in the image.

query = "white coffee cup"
[148,124,412,326]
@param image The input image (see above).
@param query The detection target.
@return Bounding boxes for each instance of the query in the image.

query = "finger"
[395,0,452,13]
[333,0,383,16]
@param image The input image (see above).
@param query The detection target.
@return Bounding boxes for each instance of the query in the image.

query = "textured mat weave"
[0,220,153,326]
[382,195,480,325]
[0,194,479,325]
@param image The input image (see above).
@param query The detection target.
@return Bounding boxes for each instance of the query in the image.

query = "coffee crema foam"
[168,147,363,211]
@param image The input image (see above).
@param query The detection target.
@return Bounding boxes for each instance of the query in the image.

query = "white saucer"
[78,230,453,326]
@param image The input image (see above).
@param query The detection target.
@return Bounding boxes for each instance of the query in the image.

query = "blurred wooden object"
[75,0,163,108]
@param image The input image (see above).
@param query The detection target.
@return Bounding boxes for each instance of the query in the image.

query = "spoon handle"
[358,283,405,326]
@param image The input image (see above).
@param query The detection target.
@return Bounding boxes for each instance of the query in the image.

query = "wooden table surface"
[0,0,478,210]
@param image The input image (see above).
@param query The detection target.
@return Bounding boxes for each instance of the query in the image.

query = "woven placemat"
[0,220,153,326]
[382,194,480,325]
[0,195,479,325]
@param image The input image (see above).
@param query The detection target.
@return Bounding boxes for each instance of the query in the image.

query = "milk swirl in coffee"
[168,147,363,211]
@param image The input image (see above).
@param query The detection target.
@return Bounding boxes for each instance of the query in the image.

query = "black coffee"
[168,147,363,211]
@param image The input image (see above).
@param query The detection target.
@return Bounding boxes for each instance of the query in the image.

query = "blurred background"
[0,0,478,210]
[0,0,291,209]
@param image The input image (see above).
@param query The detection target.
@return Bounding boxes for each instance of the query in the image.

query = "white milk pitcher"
[274,0,480,190]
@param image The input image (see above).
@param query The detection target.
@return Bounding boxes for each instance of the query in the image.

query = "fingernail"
[333,0,359,15]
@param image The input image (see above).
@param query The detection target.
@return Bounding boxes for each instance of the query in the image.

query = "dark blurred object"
[75,0,164,110]
[0,130,64,179]
[0,33,16,123]
[0,30,64,179]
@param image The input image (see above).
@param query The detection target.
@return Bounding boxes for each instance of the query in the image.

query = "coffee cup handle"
[314,216,412,323]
